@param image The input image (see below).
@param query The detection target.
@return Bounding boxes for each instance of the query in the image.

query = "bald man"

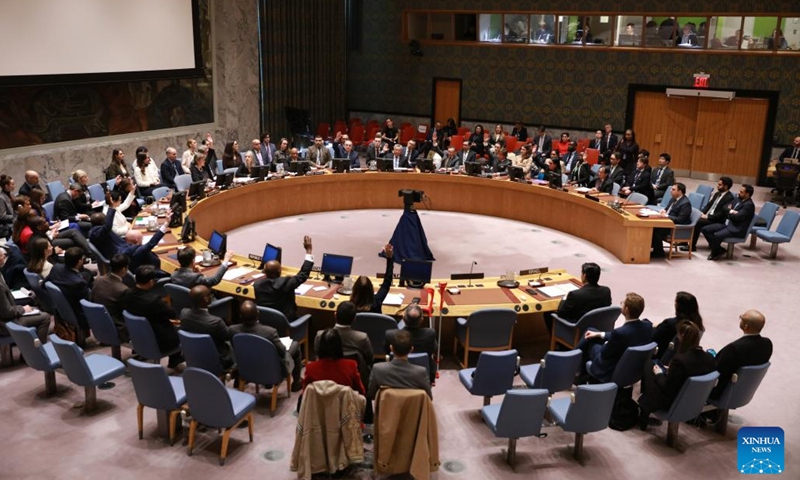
[120,211,172,275]
[179,285,234,369]
[18,170,50,201]
[710,309,772,399]
[253,235,313,321]
[160,147,183,189]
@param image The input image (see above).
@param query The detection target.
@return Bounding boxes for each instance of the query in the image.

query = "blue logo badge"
[738,426,784,474]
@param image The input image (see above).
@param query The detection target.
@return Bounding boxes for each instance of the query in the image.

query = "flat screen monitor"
[289,161,311,175]
[376,158,394,172]
[216,172,234,189]
[548,171,563,189]
[188,180,206,200]
[464,161,482,176]
[250,165,269,182]
[320,253,353,282]
[169,190,187,212]
[508,165,525,182]
[208,230,227,257]
[400,259,433,288]
[418,158,435,173]
[332,158,351,173]
[259,243,282,269]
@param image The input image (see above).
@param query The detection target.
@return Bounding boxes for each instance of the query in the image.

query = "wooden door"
[693,97,768,178]
[633,91,697,171]
[433,78,461,125]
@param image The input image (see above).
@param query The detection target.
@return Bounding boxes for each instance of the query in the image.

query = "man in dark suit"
[590,165,614,194]
[778,136,800,163]
[91,254,131,342]
[579,292,653,383]
[709,309,772,400]
[54,184,91,231]
[384,304,437,383]
[651,183,693,258]
[230,300,302,389]
[368,329,431,400]
[511,122,529,142]
[701,184,756,260]
[690,177,735,250]
[260,132,276,168]
[600,124,619,162]
[366,134,389,165]
[651,153,675,201]
[179,285,234,369]
[545,262,611,334]
[306,135,332,168]
[18,170,50,202]
[120,265,183,368]
[532,126,552,158]
[332,136,361,169]
[88,209,126,261]
[314,301,374,388]
[402,140,420,168]
[383,144,409,169]
[561,141,580,174]
[0,246,51,343]
[160,147,183,190]
[254,235,313,321]
[607,153,625,188]
[47,247,92,331]
[620,157,654,204]
[589,130,603,150]
[171,246,233,289]
[456,140,477,167]
[120,213,172,275]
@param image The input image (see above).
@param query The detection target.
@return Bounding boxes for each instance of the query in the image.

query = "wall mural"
[0,0,213,150]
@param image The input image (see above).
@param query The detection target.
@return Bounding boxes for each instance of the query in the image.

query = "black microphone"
[468,261,477,287]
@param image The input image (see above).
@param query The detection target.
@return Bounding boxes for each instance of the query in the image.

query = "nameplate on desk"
[376,273,401,279]
[450,272,485,281]
[248,254,262,263]
[520,267,548,276]
[584,194,600,202]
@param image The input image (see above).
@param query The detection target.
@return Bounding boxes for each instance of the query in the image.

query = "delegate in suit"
[650,183,692,258]
[254,235,313,321]
[545,262,611,333]
[691,177,735,251]
[701,184,755,260]
[368,329,432,400]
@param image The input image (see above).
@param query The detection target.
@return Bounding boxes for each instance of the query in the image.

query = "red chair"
[400,125,415,144]
[505,136,518,154]
[585,148,600,165]
[333,120,348,137]
[349,123,365,145]
[366,119,380,130]
[577,138,590,153]
[458,127,471,137]
[449,134,464,148]
[415,124,430,143]
[316,122,330,139]
[365,125,380,146]
[348,117,362,132]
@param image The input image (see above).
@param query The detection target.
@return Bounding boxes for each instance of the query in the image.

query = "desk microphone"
[468,261,477,287]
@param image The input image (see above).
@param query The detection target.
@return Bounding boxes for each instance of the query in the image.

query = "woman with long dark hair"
[470,124,488,158]
[106,148,130,180]
[27,237,54,279]
[616,129,640,174]
[133,146,161,197]
[221,141,242,169]
[652,291,705,363]
[349,244,394,313]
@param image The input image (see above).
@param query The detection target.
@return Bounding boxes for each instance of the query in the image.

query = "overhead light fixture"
[665,88,735,100]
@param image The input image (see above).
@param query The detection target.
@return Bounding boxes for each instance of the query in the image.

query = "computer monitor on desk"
[188,180,206,200]
[418,158,435,173]
[320,253,353,283]
[208,230,227,257]
[216,172,234,190]
[508,165,525,182]
[400,259,433,288]
[376,158,394,172]
[464,161,483,176]
[250,165,269,182]
[258,243,282,269]
[331,158,351,173]
[289,161,311,175]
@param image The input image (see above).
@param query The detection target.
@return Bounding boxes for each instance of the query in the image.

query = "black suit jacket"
[600,133,618,155]
[180,307,234,368]
[665,195,692,224]
[589,139,603,150]
[588,319,653,382]
[652,167,675,194]
[626,168,655,204]
[594,177,614,193]
[385,326,438,383]
[160,159,183,189]
[556,283,612,322]
[607,164,625,187]
[642,348,715,413]
[54,191,80,221]
[402,147,420,168]
[569,162,591,186]
[725,197,756,238]
[711,334,772,399]
[253,259,313,321]
[702,191,735,223]
[532,134,552,155]
[121,286,179,353]
[47,263,91,328]
[190,163,215,183]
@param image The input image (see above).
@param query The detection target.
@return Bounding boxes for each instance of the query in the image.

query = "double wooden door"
[633,91,768,180]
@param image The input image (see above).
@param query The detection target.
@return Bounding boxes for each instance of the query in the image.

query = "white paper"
[57,219,70,231]
[12,288,30,300]
[558,283,580,294]
[280,336,292,349]
[141,235,165,245]
[312,286,327,292]
[575,187,591,193]
[294,284,313,295]
[222,267,251,281]
[22,308,41,316]
[638,208,661,216]
[382,293,405,306]
[134,218,149,226]
[251,273,265,279]
[194,255,203,263]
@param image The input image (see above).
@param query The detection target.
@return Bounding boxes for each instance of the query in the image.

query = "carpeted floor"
[0,177,796,479]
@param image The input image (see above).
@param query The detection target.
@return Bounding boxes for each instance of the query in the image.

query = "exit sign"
[693,72,710,88]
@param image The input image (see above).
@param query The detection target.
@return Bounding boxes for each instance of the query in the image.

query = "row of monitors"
[205,230,434,285]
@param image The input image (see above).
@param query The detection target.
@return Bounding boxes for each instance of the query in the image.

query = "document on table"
[382,293,405,306]
[141,235,165,245]
[538,283,580,298]
[294,284,313,295]
[638,208,661,216]
[222,267,252,281]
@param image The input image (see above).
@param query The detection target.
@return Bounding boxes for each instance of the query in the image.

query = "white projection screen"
[0,0,203,85]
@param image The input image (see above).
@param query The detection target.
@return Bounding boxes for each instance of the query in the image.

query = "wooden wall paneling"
[723,98,769,177]
[434,79,461,124]
[692,98,731,174]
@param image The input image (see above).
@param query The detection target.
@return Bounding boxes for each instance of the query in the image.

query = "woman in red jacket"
[302,328,365,395]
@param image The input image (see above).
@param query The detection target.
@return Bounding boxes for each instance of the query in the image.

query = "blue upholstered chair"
[46,181,65,201]
[627,192,648,205]
[459,350,518,406]
[520,349,582,394]
[6,322,61,395]
[87,183,105,202]
[183,367,256,465]
[151,186,171,201]
[216,159,224,175]
[723,216,759,260]
[86,241,111,275]
[665,208,702,259]
[164,283,233,323]
[646,192,673,211]
[0,335,15,367]
[123,311,180,363]
[454,308,517,368]
[49,334,126,412]
[592,342,657,389]
[611,182,621,196]
[748,201,779,248]
[408,352,431,379]
[481,389,549,469]
[42,201,55,222]
[353,312,398,359]
[694,184,713,209]
[80,299,125,360]
[174,174,193,192]
[652,371,720,448]
[45,281,87,348]
[256,306,310,362]
[550,305,621,351]
[755,211,800,259]
[179,330,225,378]
[23,268,55,313]
[547,383,618,462]
[231,333,291,416]
[686,192,704,210]
[127,358,187,445]
[706,362,770,435]
[106,178,116,191]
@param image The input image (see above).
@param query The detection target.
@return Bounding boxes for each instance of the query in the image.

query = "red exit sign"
[693,73,710,88]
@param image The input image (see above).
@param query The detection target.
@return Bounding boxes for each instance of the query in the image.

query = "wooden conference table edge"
[187,172,673,265]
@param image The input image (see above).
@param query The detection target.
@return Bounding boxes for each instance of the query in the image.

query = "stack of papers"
[222,267,252,281]
[294,285,313,295]
[575,187,591,193]
[11,288,31,300]
[638,208,661,216]
[141,235,165,245]
[382,293,405,306]
[538,283,580,298]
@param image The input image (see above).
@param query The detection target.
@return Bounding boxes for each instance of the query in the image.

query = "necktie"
[539,136,544,151]
[394,156,399,169]
[655,168,663,184]
[793,148,799,159]
[607,134,611,149]
[266,146,272,163]
[708,193,723,215]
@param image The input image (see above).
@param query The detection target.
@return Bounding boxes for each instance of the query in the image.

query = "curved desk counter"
[188,172,671,264]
